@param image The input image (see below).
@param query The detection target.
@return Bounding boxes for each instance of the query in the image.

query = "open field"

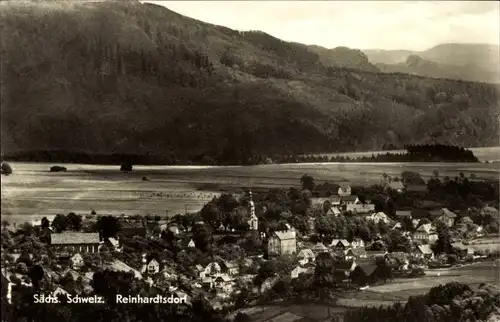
[368,261,500,297]
[1,161,499,223]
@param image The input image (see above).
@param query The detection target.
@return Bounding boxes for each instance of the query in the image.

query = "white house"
[416,245,435,260]
[342,195,359,205]
[70,253,84,270]
[367,212,390,224]
[338,183,352,197]
[141,258,160,275]
[214,275,233,294]
[290,265,313,279]
[52,287,70,298]
[168,226,180,235]
[221,261,239,276]
[203,262,221,278]
[384,181,405,193]
[187,239,196,248]
[326,206,342,216]
[330,239,351,249]
[346,203,375,214]
[350,238,365,249]
[297,248,315,265]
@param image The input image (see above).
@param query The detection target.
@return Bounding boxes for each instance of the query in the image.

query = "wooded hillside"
[1,1,499,164]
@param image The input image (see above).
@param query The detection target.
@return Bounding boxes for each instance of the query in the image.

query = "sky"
[143,1,500,51]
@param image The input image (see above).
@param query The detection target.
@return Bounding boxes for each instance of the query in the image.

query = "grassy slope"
[1,1,499,162]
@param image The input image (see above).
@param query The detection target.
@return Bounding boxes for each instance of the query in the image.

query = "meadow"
[1,159,499,223]
[237,261,500,321]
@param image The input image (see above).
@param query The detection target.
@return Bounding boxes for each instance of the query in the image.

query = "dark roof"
[342,195,358,202]
[387,181,405,190]
[411,208,430,219]
[51,233,100,245]
[366,251,386,257]
[395,210,412,217]
[335,260,354,270]
[418,200,445,209]
[352,248,368,257]
[405,184,427,192]
[356,261,377,276]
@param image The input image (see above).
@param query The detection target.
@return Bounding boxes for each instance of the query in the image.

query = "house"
[221,261,239,276]
[433,208,457,227]
[452,242,474,257]
[106,237,121,251]
[290,265,309,279]
[334,260,357,279]
[366,250,387,259]
[395,210,412,220]
[297,248,315,265]
[329,195,342,206]
[367,212,390,224]
[187,239,196,248]
[350,248,368,259]
[52,287,70,298]
[341,195,359,205]
[311,242,328,255]
[312,195,341,209]
[141,258,160,275]
[268,230,297,256]
[194,264,206,279]
[353,259,378,284]
[392,222,403,230]
[213,275,233,293]
[405,184,427,193]
[168,225,180,236]
[416,245,434,260]
[344,249,355,260]
[346,203,375,214]
[350,239,365,249]
[203,262,221,277]
[330,239,350,250]
[260,276,279,293]
[338,183,352,197]
[307,217,316,232]
[118,222,147,237]
[70,253,84,270]
[105,259,143,280]
[326,206,342,216]
[384,181,405,193]
[50,233,100,256]
[386,252,410,270]
[413,224,436,242]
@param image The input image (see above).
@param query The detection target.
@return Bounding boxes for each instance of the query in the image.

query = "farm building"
[50,233,101,256]
[268,230,297,256]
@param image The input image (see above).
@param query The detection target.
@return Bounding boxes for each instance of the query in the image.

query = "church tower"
[247,190,259,231]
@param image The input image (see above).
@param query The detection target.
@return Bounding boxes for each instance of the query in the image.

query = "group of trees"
[344,282,500,322]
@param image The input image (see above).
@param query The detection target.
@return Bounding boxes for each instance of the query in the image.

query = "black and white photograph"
[1,0,499,321]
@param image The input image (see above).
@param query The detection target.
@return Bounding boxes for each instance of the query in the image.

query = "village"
[1,171,499,320]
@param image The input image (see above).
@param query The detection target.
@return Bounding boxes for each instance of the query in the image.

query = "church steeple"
[247,190,258,231]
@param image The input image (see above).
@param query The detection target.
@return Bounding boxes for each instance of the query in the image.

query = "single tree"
[300,174,315,191]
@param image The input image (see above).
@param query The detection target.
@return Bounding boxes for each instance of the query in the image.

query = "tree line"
[2,144,480,166]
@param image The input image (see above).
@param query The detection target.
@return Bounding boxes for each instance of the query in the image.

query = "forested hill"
[1,1,499,165]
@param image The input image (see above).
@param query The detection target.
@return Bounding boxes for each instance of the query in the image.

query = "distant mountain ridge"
[1,1,499,165]
[364,43,500,83]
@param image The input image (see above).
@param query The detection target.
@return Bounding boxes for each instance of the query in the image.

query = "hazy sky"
[144,1,499,51]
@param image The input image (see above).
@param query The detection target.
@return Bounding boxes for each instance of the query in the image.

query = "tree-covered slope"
[1,1,499,164]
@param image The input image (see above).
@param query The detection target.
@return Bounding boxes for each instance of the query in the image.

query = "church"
[247,190,259,231]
